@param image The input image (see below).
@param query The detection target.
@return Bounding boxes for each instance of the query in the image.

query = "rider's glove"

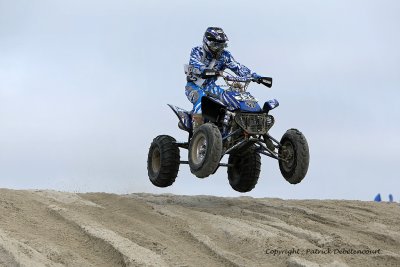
[251,72,262,83]
[201,69,220,78]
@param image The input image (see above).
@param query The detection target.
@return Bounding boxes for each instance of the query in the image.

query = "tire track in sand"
[48,204,168,267]
[0,228,63,267]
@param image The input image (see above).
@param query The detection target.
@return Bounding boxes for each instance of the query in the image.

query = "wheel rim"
[191,134,207,165]
[151,147,161,174]
[281,141,295,172]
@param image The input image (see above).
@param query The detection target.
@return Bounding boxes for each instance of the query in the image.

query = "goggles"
[208,41,227,50]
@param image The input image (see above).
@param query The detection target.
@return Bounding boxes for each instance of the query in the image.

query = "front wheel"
[147,135,180,187]
[188,123,222,178]
[278,129,310,184]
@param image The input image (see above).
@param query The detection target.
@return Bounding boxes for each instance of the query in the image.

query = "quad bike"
[147,71,310,192]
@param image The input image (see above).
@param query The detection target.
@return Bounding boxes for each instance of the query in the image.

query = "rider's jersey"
[186,46,256,88]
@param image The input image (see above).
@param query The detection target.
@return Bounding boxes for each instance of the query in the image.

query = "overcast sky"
[1,0,399,200]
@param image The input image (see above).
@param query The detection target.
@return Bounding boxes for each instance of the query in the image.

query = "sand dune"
[0,189,399,267]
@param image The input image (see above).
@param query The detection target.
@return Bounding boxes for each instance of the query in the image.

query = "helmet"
[203,27,228,57]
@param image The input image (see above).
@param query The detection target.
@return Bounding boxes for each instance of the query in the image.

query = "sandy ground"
[0,189,399,267]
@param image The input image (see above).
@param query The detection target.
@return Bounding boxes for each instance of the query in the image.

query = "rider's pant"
[185,82,225,114]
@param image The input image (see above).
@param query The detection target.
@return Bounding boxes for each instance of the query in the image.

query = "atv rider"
[185,27,262,129]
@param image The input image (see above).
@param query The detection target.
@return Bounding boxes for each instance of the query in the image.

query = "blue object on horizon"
[389,194,394,202]
[374,193,382,202]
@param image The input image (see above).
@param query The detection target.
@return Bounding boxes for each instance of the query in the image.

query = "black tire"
[188,123,222,178]
[278,129,309,184]
[227,146,261,193]
[147,135,180,187]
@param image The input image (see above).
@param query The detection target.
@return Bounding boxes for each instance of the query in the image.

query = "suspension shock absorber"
[222,110,233,137]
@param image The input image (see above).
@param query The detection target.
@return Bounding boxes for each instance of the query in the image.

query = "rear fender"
[167,104,192,131]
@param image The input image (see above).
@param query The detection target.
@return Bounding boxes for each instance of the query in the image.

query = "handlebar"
[201,69,273,88]
[223,74,253,82]
[222,73,273,88]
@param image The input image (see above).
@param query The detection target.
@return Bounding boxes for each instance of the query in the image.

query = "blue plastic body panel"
[168,104,192,130]
[222,90,262,112]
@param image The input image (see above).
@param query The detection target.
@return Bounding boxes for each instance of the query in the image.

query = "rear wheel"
[278,129,309,184]
[147,135,180,187]
[227,146,261,192]
[188,123,222,178]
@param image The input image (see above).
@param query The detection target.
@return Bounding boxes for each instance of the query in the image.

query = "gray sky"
[1,0,399,200]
